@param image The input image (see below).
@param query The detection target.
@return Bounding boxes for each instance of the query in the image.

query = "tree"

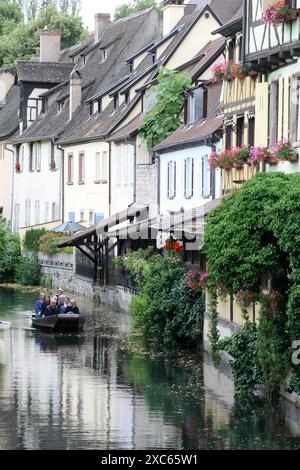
[0,0,22,35]
[0,4,87,67]
[114,0,161,21]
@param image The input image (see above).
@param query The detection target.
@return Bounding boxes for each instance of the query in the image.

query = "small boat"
[31,314,85,333]
[0,321,11,329]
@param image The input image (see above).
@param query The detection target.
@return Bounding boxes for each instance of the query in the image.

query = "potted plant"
[262,0,295,25]
[15,162,21,173]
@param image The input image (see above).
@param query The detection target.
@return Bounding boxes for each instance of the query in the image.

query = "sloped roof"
[153,113,223,152]
[0,85,19,139]
[16,61,74,84]
[13,7,162,145]
[107,114,143,142]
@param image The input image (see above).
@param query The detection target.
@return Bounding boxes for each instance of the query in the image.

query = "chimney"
[163,0,186,36]
[69,69,82,120]
[95,13,111,42]
[40,28,61,62]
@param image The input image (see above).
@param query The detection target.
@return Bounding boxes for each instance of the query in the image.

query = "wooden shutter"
[174,161,176,197]
[101,151,108,181]
[255,82,269,147]
[79,153,84,182]
[95,152,100,181]
[29,144,33,171]
[202,155,211,197]
[68,154,73,183]
[167,161,170,199]
[283,76,290,139]
[277,77,284,141]
[290,76,298,141]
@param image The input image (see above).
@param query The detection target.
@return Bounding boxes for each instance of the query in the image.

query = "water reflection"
[1,287,300,449]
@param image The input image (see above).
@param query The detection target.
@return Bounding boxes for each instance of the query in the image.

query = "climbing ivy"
[138,67,192,149]
[204,172,300,398]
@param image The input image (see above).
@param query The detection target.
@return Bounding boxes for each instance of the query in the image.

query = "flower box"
[262,1,294,25]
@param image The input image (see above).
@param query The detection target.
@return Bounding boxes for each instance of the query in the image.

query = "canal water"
[1,287,300,450]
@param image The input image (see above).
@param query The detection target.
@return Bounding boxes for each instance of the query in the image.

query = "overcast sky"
[81,0,131,30]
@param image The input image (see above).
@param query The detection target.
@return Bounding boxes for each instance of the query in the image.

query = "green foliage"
[15,254,40,286]
[40,275,53,289]
[0,4,87,67]
[115,246,155,278]
[0,0,22,35]
[205,172,300,399]
[257,300,289,402]
[139,67,192,149]
[219,323,262,397]
[129,253,205,349]
[23,228,48,253]
[208,288,220,365]
[39,231,71,255]
[114,0,161,21]
[0,218,21,282]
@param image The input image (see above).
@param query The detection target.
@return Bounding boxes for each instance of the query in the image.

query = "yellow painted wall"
[166,13,221,69]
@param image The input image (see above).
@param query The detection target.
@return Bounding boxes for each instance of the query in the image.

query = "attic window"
[151,52,156,64]
[98,99,102,114]
[114,94,119,111]
[58,101,64,113]
[128,61,133,74]
[89,103,93,116]
[101,49,107,62]
[125,92,130,105]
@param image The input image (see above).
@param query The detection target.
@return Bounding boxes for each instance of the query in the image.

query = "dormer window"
[188,88,207,124]
[114,94,119,111]
[125,92,130,105]
[89,103,93,116]
[58,101,64,113]
[151,52,156,64]
[128,61,133,74]
[101,49,107,62]
[98,99,102,114]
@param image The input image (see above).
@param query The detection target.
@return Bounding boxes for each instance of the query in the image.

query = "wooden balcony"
[223,76,258,116]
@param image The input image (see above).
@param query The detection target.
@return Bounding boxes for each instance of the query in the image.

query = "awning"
[58,204,149,248]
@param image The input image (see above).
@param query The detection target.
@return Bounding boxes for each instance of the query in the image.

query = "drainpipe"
[57,142,65,223]
[5,144,15,232]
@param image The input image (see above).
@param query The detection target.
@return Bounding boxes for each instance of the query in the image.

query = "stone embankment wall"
[38,252,132,311]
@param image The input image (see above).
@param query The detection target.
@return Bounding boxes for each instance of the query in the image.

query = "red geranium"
[15,162,21,172]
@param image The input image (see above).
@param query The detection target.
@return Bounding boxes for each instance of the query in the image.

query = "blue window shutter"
[174,161,176,197]
[184,159,187,197]
[191,158,194,197]
[167,161,170,199]
[68,212,75,223]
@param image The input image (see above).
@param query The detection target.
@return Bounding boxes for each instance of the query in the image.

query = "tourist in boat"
[58,295,68,314]
[34,292,45,318]
[45,298,59,317]
[65,300,80,315]
[55,288,64,304]
[40,294,50,317]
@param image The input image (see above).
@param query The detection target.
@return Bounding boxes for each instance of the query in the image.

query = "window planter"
[262,1,295,25]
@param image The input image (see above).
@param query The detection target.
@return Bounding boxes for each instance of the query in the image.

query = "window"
[184,158,194,199]
[44,202,49,223]
[58,101,64,113]
[52,202,57,221]
[67,154,74,184]
[225,123,233,149]
[101,49,107,62]
[78,152,85,183]
[95,151,108,183]
[29,144,33,171]
[35,200,40,226]
[125,92,130,105]
[89,103,93,116]
[248,116,255,147]
[167,161,176,199]
[25,199,31,226]
[116,144,135,187]
[114,95,119,111]
[188,88,207,123]
[128,61,133,74]
[32,142,41,171]
[68,212,75,223]
[236,116,244,147]
[98,99,102,114]
[80,209,85,221]
[202,155,211,198]
[228,38,235,62]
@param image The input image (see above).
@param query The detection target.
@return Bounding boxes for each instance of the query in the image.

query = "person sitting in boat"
[55,288,64,304]
[65,300,80,315]
[57,294,68,314]
[40,294,50,317]
[45,298,59,317]
[34,292,45,318]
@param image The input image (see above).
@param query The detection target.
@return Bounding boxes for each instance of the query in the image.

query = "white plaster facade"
[159,142,222,215]
[12,140,62,232]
